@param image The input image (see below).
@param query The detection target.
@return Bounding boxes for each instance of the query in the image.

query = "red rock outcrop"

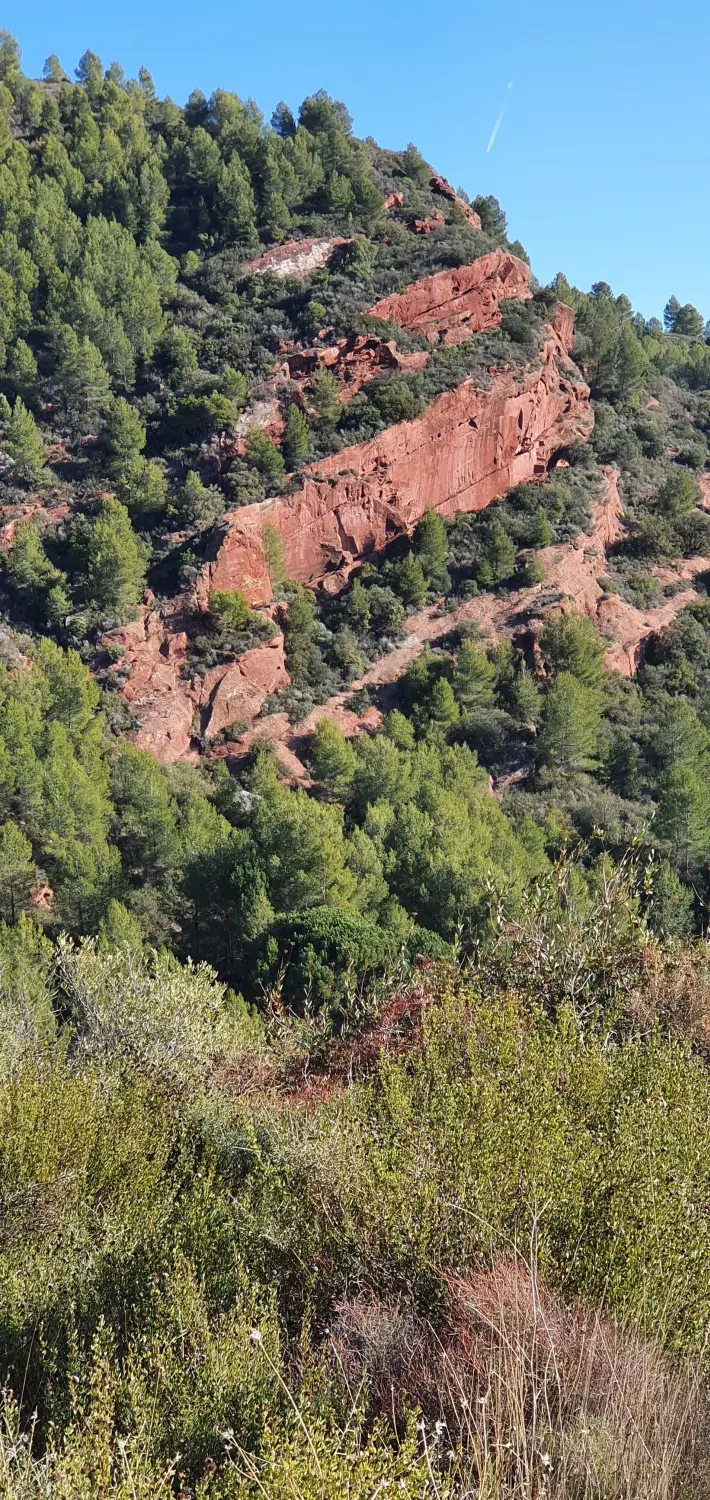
[197,637,289,739]
[284,250,532,399]
[287,333,429,400]
[0,500,70,548]
[413,212,446,235]
[241,237,351,278]
[368,251,531,345]
[429,175,482,230]
[109,254,592,763]
[215,470,710,781]
[197,312,592,608]
[105,603,289,763]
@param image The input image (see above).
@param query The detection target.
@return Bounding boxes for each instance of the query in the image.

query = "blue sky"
[8,0,709,320]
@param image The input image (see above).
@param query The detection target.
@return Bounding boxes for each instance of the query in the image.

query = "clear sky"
[7,0,709,320]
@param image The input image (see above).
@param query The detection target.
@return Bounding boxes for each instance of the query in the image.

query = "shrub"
[57,938,237,1076]
[267,906,391,1010]
[208,589,252,631]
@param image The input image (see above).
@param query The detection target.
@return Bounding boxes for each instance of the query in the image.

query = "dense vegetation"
[3,29,710,1497]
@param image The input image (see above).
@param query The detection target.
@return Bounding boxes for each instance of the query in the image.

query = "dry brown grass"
[331,1259,710,1498]
[627,941,710,1047]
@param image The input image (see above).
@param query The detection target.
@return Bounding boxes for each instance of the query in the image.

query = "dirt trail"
[220,468,710,779]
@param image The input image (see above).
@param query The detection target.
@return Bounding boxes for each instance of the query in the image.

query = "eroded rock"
[197,313,592,607]
[241,236,351,278]
[368,250,532,345]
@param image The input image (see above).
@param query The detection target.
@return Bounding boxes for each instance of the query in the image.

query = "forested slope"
[2,31,710,1497]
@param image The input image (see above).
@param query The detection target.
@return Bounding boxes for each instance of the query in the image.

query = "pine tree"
[532,508,553,547]
[657,470,700,518]
[217,154,258,247]
[311,366,341,426]
[120,457,168,513]
[1,397,46,487]
[7,340,38,401]
[283,585,316,682]
[345,576,371,635]
[428,676,460,729]
[652,699,709,773]
[246,429,286,490]
[615,323,647,402]
[106,397,146,482]
[0,821,35,922]
[55,327,112,434]
[538,672,601,772]
[657,763,710,876]
[5,519,62,595]
[208,589,252,631]
[453,641,496,711]
[510,666,543,727]
[540,613,606,687]
[394,552,427,608]
[262,523,288,587]
[74,498,148,622]
[43,53,67,82]
[414,507,449,590]
[310,718,356,798]
[330,625,364,681]
[179,470,224,528]
[663,295,681,332]
[282,404,310,470]
[481,520,516,585]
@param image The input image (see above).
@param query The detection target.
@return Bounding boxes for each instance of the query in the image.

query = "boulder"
[429,175,482,230]
[199,635,289,740]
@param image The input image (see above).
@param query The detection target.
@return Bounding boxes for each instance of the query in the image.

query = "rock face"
[107,604,289,763]
[287,333,429,400]
[110,251,593,763]
[429,175,482,231]
[0,499,71,548]
[241,236,351,278]
[197,312,592,607]
[217,469,710,783]
[368,251,531,345]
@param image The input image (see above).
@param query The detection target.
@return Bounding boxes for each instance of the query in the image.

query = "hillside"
[3,31,710,1496]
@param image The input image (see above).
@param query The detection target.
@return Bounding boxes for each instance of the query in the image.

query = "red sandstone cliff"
[107,600,289,762]
[284,250,531,401]
[368,251,531,345]
[197,312,592,607]
[219,469,710,782]
[106,252,593,762]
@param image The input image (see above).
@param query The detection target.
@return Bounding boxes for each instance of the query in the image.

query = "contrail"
[487,81,513,153]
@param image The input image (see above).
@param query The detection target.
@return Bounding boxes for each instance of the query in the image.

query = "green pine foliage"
[0,396,46,487]
[281,403,310,470]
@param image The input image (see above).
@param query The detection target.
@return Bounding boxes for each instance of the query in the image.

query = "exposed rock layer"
[287,334,429,398]
[197,313,592,607]
[219,469,710,781]
[241,236,350,278]
[106,252,594,763]
[368,250,531,344]
[107,603,289,762]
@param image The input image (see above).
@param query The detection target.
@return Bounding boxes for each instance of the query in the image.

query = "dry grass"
[331,1258,710,1498]
[627,941,710,1047]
